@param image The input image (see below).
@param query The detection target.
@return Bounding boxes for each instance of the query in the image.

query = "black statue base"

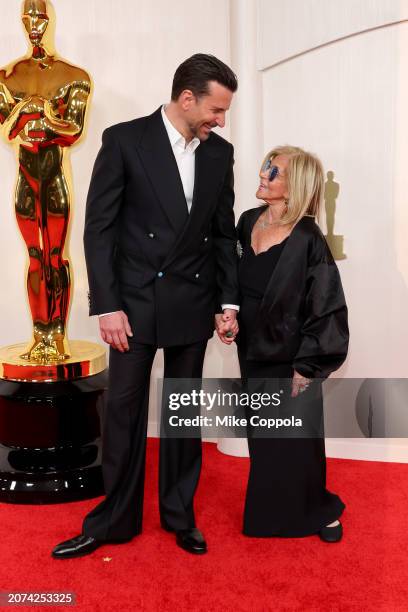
[0,371,108,504]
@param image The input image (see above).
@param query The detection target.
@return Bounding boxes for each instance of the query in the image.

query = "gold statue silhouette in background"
[0,0,91,362]
[324,170,346,261]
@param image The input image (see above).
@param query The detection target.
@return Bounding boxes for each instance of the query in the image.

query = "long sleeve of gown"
[293,240,349,379]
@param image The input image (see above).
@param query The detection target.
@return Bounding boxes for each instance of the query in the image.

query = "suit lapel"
[162,134,224,266]
[138,107,188,234]
[190,138,223,219]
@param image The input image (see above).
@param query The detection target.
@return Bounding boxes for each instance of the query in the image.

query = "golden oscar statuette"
[0,0,106,382]
[0,1,105,503]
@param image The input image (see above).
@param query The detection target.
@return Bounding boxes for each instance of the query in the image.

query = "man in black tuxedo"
[52,54,239,558]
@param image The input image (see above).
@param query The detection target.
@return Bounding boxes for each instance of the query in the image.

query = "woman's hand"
[215,311,239,345]
[291,370,310,397]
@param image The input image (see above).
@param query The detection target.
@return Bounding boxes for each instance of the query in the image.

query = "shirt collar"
[161,105,200,152]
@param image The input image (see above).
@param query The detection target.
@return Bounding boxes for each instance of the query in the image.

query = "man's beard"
[188,121,210,142]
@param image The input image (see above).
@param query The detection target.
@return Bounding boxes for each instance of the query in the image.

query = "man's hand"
[215,309,239,345]
[291,370,310,397]
[99,310,133,352]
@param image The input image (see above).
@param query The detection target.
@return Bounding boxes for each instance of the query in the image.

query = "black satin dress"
[237,239,345,537]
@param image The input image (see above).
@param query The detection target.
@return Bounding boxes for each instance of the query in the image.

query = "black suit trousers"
[82,339,207,541]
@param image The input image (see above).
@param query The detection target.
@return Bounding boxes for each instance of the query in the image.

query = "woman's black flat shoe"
[319,521,343,543]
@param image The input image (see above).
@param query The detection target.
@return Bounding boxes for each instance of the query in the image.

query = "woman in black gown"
[218,146,349,542]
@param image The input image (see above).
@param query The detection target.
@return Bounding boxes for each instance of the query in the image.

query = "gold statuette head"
[22,0,49,47]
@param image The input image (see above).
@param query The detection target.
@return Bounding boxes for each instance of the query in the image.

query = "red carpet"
[1,438,407,611]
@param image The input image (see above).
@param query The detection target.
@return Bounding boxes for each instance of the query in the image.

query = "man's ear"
[179,89,195,111]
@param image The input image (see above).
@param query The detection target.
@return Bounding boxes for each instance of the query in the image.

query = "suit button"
[204,236,208,242]
[148,232,155,238]
[195,273,200,279]
[157,271,164,278]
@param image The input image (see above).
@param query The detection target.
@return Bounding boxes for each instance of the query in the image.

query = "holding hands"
[215,308,239,345]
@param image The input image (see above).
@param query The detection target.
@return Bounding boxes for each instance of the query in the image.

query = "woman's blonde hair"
[260,145,324,225]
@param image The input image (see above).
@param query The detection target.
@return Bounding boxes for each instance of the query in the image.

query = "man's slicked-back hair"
[171,53,238,101]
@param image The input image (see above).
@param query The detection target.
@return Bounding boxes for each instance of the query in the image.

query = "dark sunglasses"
[261,158,280,182]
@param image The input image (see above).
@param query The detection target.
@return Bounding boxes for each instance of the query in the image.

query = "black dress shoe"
[175,528,207,555]
[319,521,343,543]
[52,535,102,559]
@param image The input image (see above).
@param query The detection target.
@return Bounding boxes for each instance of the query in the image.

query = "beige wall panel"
[258,0,408,68]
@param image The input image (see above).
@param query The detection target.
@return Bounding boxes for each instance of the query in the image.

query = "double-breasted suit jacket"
[84,106,239,346]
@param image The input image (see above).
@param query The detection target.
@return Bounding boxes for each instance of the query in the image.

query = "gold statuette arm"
[0,94,40,142]
[0,82,16,123]
[0,82,34,140]
[43,80,91,138]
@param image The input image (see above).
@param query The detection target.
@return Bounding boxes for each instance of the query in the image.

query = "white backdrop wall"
[0,1,407,461]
